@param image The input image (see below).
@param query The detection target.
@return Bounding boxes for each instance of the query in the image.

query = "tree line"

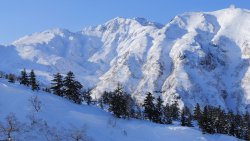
[102,87,250,140]
[1,69,40,91]
[1,69,250,140]
[2,69,83,104]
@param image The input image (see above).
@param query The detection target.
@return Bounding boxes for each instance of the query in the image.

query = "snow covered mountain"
[0,79,239,141]
[1,7,250,112]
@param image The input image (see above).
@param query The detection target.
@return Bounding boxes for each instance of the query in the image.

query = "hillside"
[0,79,239,141]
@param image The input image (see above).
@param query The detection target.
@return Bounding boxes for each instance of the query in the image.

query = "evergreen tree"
[199,106,214,134]
[50,73,64,97]
[124,94,136,118]
[170,100,180,120]
[244,112,250,140]
[193,103,202,121]
[227,110,235,136]
[63,71,83,104]
[143,92,156,121]
[213,107,227,134]
[192,105,250,139]
[229,122,236,136]
[29,70,39,91]
[155,96,163,123]
[181,106,193,127]
[83,89,92,105]
[20,69,29,86]
[108,84,128,118]
[245,128,250,141]
[234,113,244,139]
[244,111,250,128]
[181,108,186,126]
[8,74,15,83]
[162,104,172,124]
[102,91,112,105]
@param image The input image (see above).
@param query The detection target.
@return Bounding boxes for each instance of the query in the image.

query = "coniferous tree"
[181,108,186,126]
[143,92,156,122]
[244,112,250,140]
[170,100,180,120]
[200,106,214,134]
[83,89,92,105]
[155,96,163,123]
[234,113,244,139]
[29,70,39,91]
[244,111,250,128]
[50,73,64,97]
[227,110,235,136]
[102,91,112,105]
[193,103,202,121]
[125,94,137,118]
[181,106,193,127]
[20,69,29,86]
[162,104,172,124]
[213,107,227,134]
[63,71,83,104]
[245,128,250,141]
[108,84,128,118]
[229,122,236,136]
[224,112,231,135]
[191,105,250,139]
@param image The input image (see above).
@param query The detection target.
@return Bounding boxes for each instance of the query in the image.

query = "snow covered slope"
[0,79,239,141]
[1,7,250,112]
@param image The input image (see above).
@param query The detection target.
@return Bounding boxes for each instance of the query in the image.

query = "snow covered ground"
[0,79,240,141]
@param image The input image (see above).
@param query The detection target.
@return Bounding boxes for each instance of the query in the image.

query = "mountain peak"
[103,17,163,28]
[13,28,72,45]
[209,5,250,15]
[42,28,71,36]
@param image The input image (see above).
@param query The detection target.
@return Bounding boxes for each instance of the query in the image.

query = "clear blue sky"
[0,0,249,44]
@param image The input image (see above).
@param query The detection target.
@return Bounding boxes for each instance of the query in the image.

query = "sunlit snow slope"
[0,79,239,141]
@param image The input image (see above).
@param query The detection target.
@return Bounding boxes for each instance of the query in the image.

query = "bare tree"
[107,117,117,128]
[29,95,42,113]
[27,95,42,128]
[41,121,63,141]
[0,113,22,140]
[65,125,92,141]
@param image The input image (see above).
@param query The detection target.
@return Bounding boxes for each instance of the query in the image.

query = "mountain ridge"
[1,7,250,112]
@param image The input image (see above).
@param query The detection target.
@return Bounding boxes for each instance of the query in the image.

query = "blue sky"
[0,0,249,44]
